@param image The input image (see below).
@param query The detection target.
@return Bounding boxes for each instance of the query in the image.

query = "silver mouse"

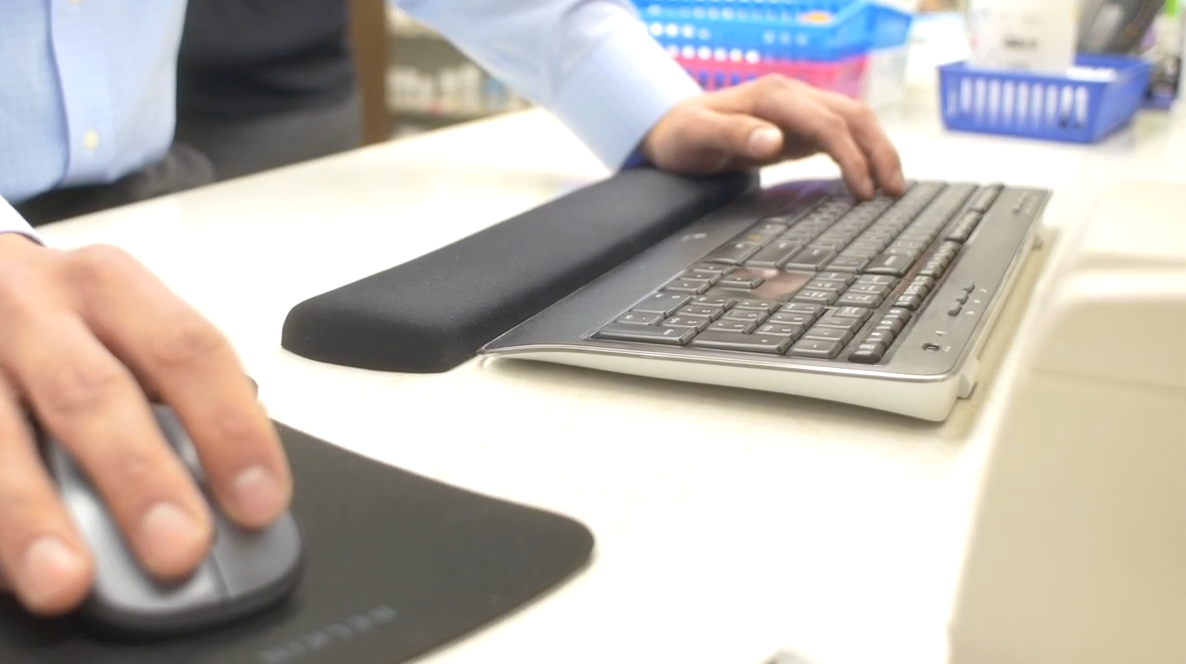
[39,403,304,636]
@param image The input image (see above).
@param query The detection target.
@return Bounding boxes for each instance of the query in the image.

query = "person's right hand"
[0,233,292,616]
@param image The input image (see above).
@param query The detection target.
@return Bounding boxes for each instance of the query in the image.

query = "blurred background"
[343,0,1178,154]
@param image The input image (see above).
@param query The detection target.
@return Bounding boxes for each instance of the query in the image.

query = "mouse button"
[68,488,228,616]
[90,554,227,618]
[209,513,303,598]
[152,404,207,484]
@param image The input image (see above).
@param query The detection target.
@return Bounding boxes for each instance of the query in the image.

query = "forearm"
[394,0,702,170]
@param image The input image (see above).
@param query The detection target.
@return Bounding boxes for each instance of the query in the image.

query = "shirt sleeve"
[0,197,43,245]
[393,0,703,171]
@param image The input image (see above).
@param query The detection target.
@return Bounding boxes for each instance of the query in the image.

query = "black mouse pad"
[0,422,596,664]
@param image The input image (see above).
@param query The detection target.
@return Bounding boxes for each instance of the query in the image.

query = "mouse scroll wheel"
[152,406,208,484]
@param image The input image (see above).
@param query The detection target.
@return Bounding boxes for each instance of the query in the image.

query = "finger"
[750,85,875,199]
[0,379,94,615]
[645,107,777,175]
[69,246,290,531]
[805,88,907,196]
[679,110,788,168]
[0,306,214,582]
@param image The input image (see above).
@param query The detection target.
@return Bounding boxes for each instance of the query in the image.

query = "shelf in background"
[384,8,532,138]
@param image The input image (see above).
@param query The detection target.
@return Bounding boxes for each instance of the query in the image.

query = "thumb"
[700,112,784,162]
[649,109,784,175]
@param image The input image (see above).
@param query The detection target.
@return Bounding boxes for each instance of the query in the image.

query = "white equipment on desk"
[948,179,1186,664]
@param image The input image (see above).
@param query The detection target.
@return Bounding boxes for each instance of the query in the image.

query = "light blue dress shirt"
[0,0,700,239]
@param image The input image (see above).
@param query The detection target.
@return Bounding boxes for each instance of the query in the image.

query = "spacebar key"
[593,324,695,345]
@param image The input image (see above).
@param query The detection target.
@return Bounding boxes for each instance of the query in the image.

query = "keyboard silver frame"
[479,179,1050,421]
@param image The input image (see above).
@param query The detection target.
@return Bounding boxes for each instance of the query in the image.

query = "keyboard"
[479,178,1051,421]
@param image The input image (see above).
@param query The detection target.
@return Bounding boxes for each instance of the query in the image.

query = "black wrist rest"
[280,167,757,373]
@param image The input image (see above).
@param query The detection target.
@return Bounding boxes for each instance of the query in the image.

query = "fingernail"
[232,466,286,525]
[140,503,208,573]
[22,537,84,609]
[748,127,782,156]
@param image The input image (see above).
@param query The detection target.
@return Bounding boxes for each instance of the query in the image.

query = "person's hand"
[0,233,291,616]
[642,75,908,200]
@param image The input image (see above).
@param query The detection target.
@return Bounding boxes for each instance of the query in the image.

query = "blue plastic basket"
[937,54,1153,144]
[633,0,913,62]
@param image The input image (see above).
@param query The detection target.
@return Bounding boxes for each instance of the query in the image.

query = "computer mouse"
[38,403,304,637]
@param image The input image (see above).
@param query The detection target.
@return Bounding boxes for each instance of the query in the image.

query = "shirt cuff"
[551,14,702,171]
[0,199,44,246]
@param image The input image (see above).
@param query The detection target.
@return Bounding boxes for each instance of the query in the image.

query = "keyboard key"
[783,247,837,271]
[805,278,849,292]
[968,184,1002,212]
[733,227,784,245]
[752,221,790,235]
[723,309,766,324]
[946,211,983,243]
[690,332,794,354]
[689,263,735,275]
[703,241,761,265]
[884,308,913,323]
[769,312,815,326]
[849,341,888,364]
[720,275,765,290]
[812,236,849,250]
[831,306,874,322]
[708,319,756,333]
[678,305,723,320]
[792,289,838,306]
[615,311,663,325]
[634,292,691,315]
[815,272,857,285]
[847,282,892,297]
[901,284,930,299]
[756,323,805,339]
[825,256,869,272]
[812,314,865,335]
[936,241,961,261]
[593,324,694,345]
[679,270,720,283]
[663,316,711,331]
[663,278,711,294]
[781,302,826,318]
[909,275,935,291]
[894,295,923,310]
[855,275,899,286]
[882,245,922,259]
[804,326,854,344]
[918,259,947,279]
[746,240,803,268]
[734,299,781,313]
[787,339,843,359]
[864,330,895,345]
[693,295,736,308]
[836,292,884,308]
[863,252,913,276]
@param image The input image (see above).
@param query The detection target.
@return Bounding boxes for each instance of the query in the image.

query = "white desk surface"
[36,77,1186,664]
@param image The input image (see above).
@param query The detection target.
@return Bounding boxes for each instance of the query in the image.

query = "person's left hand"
[641,75,907,200]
